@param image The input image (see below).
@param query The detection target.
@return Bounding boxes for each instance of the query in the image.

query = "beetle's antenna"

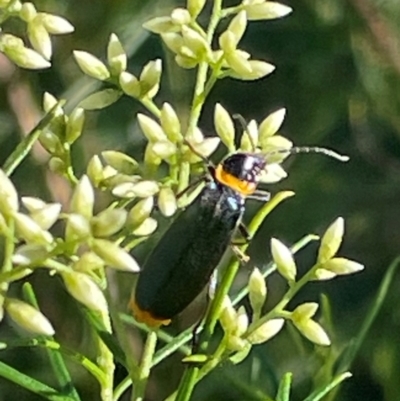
[183,138,216,167]
[267,146,349,162]
[233,113,257,152]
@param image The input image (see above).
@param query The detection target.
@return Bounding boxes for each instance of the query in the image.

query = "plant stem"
[131,331,158,401]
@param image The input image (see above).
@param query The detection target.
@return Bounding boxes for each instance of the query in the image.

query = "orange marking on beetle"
[129,297,171,328]
[215,164,257,196]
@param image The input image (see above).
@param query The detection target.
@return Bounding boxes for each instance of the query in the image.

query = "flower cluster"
[0,1,73,69]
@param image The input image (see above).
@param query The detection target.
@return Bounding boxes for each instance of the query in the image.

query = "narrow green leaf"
[303,372,352,401]
[276,372,292,401]
[0,360,74,401]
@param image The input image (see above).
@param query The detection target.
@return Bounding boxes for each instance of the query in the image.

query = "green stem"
[140,97,161,118]
[131,331,158,401]
[113,375,132,401]
[0,217,15,314]
[2,101,66,176]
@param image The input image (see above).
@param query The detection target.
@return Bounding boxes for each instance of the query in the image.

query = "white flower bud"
[187,0,206,18]
[270,238,297,282]
[132,217,157,236]
[37,12,74,34]
[62,271,108,312]
[101,151,138,174]
[27,18,52,60]
[91,208,127,237]
[248,267,267,318]
[127,197,154,228]
[139,59,162,97]
[247,318,285,344]
[244,1,293,21]
[143,16,178,34]
[119,71,140,98]
[107,33,127,75]
[170,8,191,25]
[160,102,182,142]
[91,239,140,272]
[259,108,286,142]
[158,187,177,217]
[321,257,364,275]
[293,318,331,346]
[0,169,18,216]
[318,217,344,263]
[137,113,168,143]
[42,92,58,113]
[228,60,275,81]
[66,107,85,144]
[14,212,53,245]
[181,26,210,58]
[73,50,110,81]
[6,298,54,335]
[12,244,49,265]
[30,203,61,230]
[70,175,94,219]
[214,103,235,151]
[87,155,104,187]
[20,2,37,22]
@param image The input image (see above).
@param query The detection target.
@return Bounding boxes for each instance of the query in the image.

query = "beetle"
[129,144,348,328]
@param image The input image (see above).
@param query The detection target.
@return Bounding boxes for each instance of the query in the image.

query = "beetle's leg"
[248,189,270,202]
[231,245,250,264]
[231,222,251,246]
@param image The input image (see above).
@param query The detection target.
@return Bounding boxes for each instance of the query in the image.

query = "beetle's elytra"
[129,152,269,327]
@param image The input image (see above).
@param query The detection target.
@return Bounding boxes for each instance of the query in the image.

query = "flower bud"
[127,197,154,228]
[226,335,248,352]
[37,12,74,34]
[259,163,287,184]
[12,244,49,265]
[227,10,247,46]
[73,252,104,272]
[160,102,182,142]
[66,107,85,144]
[42,92,58,113]
[292,302,319,321]
[150,140,177,162]
[219,296,237,334]
[187,0,206,18]
[170,8,191,25]
[181,26,210,58]
[137,113,168,143]
[70,175,94,219]
[161,32,184,54]
[185,137,220,162]
[270,238,296,282]
[219,30,236,54]
[79,89,122,110]
[48,157,65,174]
[235,306,249,337]
[73,50,110,81]
[259,108,286,142]
[107,33,127,75]
[5,298,54,335]
[134,181,161,198]
[0,169,18,216]
[29,202,61,230]
[62,271,108,312]
[240,119,258,151]
[293,318,331,346]
[65,213,91,242]
[39,130,64,155]
[214,103,235,152]
[14,212,53,245]
[247,318,285,344]
[143,16,178,34]
[313,268,337,281]
[119,71,140,98]
[158,187,177,217]
[244,1,293,21]
[91,208,127,237]
[320,257,364,276]
[91,239,140,272]
[87,155,104,187]
[139,59,162,97]
[175,54,198,69]
[248,267,267,318]
[0,33,50,69]
[132,217,157,236]
[20,2,36,21]
[228,59,275,81]
[225,51,252,75]
[101,151,138,174]
[318,217,344,263]
[27,18,52,60]
[21,197,46,213]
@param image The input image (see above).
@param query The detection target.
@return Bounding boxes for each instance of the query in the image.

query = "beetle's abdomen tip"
[128,296,171,328]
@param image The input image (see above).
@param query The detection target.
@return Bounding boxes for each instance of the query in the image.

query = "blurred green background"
[1,0,400,400]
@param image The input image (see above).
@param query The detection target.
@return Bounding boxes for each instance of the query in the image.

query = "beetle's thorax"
[214,152,266,196]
